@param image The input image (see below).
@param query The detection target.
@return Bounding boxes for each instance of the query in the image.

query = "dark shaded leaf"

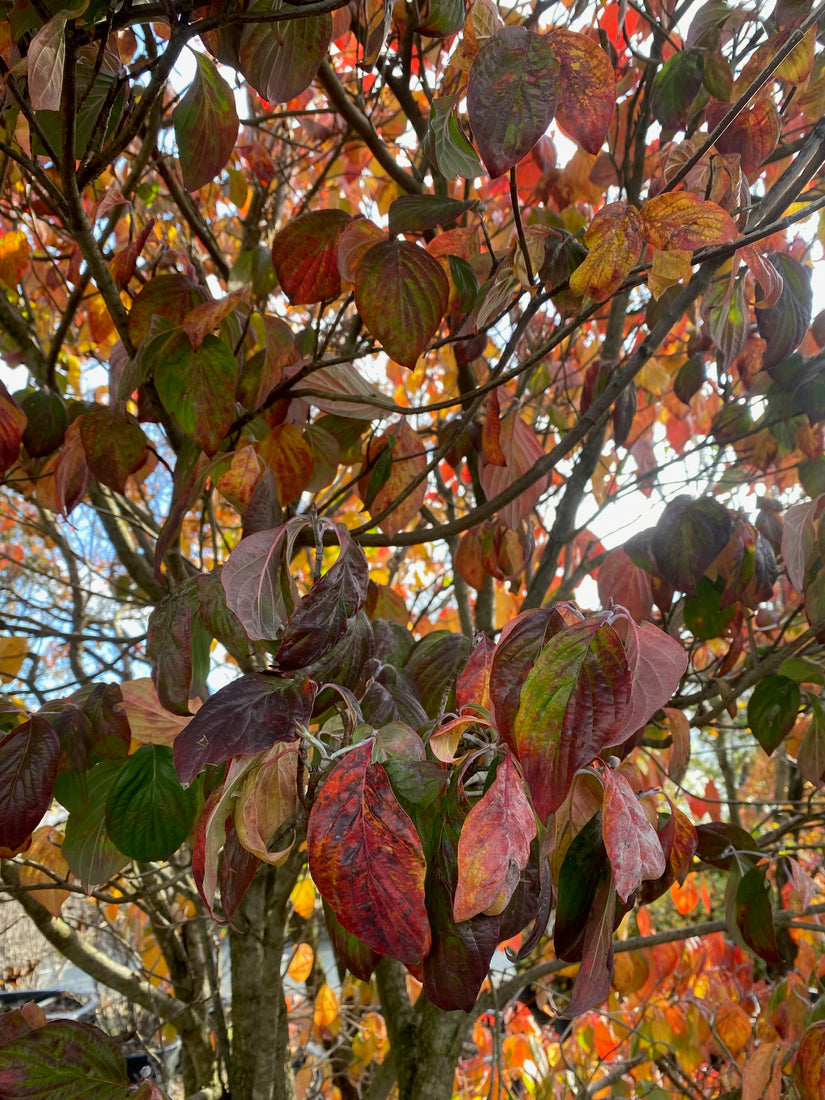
[695,820,760,870]
[748,674,800,755]
[388,195,477,237]
[756,253,813,369]
[105,745,198,860]
[20,389,65,458]
[322,898,381,982]
[173,673,315,785]
[421,785,500,1012]
[467,27,561,178]
[650,49,705,133]
[561,875,617,1017]
[651,496,733,593]
[221,518,311,640]
[307,739,431,964]
[404,630,472,718]
[735,864,782,964]
[78,406,147,495]
[554,814,607,962]
[0,716,59,854]
[239,0,332,104]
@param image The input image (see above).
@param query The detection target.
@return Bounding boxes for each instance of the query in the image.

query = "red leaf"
[453,752,536,921]
[481,389,506,465]
[794,1022,825,1100]
[221,517,311,640]
[548,28,615,154]
[181,287,249,350]
[562,875,616,1017]
[601,768,666,903]
[0,717,60,854]
[173,52,239,191]
[610,614,688,745]
[271,210,351,305]
[512,619,631,819]
[173,673,315,786]
[597,547,654,621]
[455,634,496,712]
[192,758,255,919]
[307,739,431,964]
[355,240,449,368]
[467,26,561,179]
[0,382,26,476]
[479,412,549,529]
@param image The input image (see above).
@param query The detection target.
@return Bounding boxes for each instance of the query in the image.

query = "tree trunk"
[229,856,302,1100]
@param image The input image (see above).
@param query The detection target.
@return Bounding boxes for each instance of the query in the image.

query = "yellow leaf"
[0,637,27,683]
[291,876,316,919]
[313,982,339,1031]
[0,230,30,287]
[648,247,692,299]
[640,192,738,252]
[569,201,643,304]
[287,942,314,983]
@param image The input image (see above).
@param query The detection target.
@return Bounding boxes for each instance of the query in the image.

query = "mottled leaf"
[322,898,381,982]
[173,52,239,191]
[0,716,59,854]
[259,423,314,505]
[548,28,615,154]
[467,26,561,178]
[428,96,484,180]
[354,239,449,368]
[794,1022,825,1100]
[271,210,351,304]
[512,619,631,819]
[239,0,333,105]
[641,192,739,254]
[307,739,431,964]
[479,412,550,529]
[127,273,207,347]
[154,331,238,455]
[454,751,536,921]
[601,769,665,903]
[569,201,644,304]
[0,1020,128,1100]
[358,419,427,535]
[78,405,148,495]
[455,634,496,713]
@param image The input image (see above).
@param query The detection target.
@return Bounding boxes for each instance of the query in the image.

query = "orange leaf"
[670,874,698,915]
[258,423,314,505]
[640,192,738,252]
[217,445,264,509]
[715,1000,751,1056]
[569,201,643,303]
[359,418,427,536]
[313,982,339,1031]
[182,287,249,350]
[287,942,314,982]
[481,389,506,466]
[291,876,316,919]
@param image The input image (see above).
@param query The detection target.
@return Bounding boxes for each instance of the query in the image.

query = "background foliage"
[2,0,825,1097]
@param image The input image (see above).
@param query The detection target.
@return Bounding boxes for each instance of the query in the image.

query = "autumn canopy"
[1,0,825,1098]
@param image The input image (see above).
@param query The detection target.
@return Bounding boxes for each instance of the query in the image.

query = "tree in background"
[1,0,825,1097]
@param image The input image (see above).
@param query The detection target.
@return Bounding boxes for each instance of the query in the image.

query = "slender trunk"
[229,855,302,1100]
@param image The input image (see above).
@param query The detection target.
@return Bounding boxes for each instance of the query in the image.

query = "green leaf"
[154,331,238,455]
[0,1020,128,1100]
[239,0,332,104]
[467,26,560,179]
[354,240,450,368]
[747,674,800,755]
[32,66,125,160]
[650,49,705,133]
[173,52,239,191]
[683,575,736,640]
[105,745,198,860]
[62,761,130,890]
[388,195,477,238]
[428,96,483,180]
[20,389,67,458]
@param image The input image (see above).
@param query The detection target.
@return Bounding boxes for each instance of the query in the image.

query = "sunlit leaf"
[569,201,644,303]
[271,210,351,304]
[173,52,239,191]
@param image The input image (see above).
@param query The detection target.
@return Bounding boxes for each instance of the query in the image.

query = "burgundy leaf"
[173,673,315,786]
[221,518,312,640]
[0,717,60,854]
[561,875,617,1017]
